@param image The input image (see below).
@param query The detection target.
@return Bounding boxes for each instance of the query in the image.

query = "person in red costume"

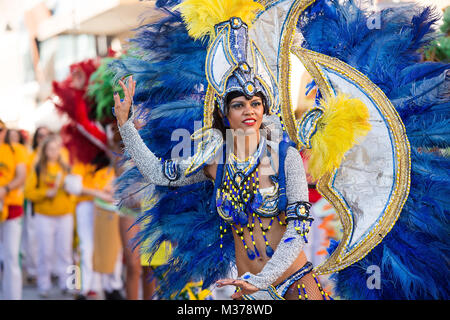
[52,59,108,165]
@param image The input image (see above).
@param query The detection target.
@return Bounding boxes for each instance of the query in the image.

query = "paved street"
[0,276,103,300]
[0,271,234,300]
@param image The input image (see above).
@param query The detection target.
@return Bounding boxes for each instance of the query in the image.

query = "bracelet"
[163,159,180,181]
[285,201,312,222]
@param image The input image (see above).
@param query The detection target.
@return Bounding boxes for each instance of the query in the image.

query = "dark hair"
[92,151,111,172]
[32,127,50,150]
[0,122,15,154]
[5,129,25,145]
[212,91,269,139]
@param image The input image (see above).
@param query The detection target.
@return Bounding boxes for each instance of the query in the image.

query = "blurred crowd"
[0,116,338,301]
[0,120,159,300]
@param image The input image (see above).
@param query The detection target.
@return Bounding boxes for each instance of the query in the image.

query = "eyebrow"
[231,97,262,103]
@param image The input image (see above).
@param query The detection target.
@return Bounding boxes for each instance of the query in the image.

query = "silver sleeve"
[118,118,208,187]
[239,147,310,290]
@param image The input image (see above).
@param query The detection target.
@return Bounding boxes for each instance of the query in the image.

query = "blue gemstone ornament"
[222,199,233,216]
[216,195,223,207]
[238,210,248,225]
[266,245,274,257]
[247,248,256,260]
[254,246,260,257]
[250,192,263,211]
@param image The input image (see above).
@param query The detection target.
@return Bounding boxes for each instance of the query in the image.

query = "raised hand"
[113,76,136,126]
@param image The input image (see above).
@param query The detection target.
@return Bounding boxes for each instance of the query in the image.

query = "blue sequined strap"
[274,262,313,297]
[211,145,226,215]
[276,134,295,212]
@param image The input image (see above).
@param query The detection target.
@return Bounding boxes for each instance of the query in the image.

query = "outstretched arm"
[114,76,208,186]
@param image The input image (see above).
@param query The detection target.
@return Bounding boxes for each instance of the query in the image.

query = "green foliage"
[424,7,450,62]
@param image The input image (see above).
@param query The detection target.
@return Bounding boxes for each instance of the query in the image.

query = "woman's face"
[226,95,264,134]
[8,130,20,144]
[0,123,6,143]
[36,127,50,146]
[70,67,87,90]
[45,140,61,162]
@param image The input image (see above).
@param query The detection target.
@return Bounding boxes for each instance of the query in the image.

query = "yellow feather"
[176,0,264,42]
[304,93,372,181]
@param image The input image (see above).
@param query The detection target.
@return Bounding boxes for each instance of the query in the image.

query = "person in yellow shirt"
[0,120,27,300]
[21,126,51,285]
[72,161,104,299]
[90,163,124,300]
[24,134,75,298]
[72,153,124,300]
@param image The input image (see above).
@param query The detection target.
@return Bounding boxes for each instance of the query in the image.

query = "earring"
[223,117,230,127]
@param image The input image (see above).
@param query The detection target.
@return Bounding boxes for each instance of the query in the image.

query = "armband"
[163,159,180,181]
[285,201,313,243]
[286,201,312,222]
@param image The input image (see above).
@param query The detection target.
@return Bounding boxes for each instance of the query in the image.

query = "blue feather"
[300,0,450,299]
[110,5,234,299]
[406,114,450,148]
[132,182,235,299]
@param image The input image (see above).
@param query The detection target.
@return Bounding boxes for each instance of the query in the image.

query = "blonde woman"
[24,135,75,298]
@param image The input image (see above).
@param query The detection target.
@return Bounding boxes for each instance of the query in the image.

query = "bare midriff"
[232,215,307,286]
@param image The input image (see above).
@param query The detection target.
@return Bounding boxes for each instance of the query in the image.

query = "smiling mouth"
[243,119,256,125]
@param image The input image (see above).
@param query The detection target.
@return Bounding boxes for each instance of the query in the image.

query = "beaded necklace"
[217,137,265,219]
[216,136,284,260]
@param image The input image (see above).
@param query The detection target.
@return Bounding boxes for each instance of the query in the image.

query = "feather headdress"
[176,0,264,42]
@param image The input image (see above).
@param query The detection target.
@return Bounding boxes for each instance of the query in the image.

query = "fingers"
[215,279,238,287]
[231,290,244,300]
[126,75,136,98]
[118,80,129,100]
[128,75,134,95]
[215,279,249,290]
[113,76,136,125]
[113,92,121,109]
[131,77,136,97]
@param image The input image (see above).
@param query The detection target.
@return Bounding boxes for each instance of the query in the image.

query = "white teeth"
[243,120,256,124]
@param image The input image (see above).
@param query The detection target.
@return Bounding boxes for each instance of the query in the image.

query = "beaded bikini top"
[216,136,280,225]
